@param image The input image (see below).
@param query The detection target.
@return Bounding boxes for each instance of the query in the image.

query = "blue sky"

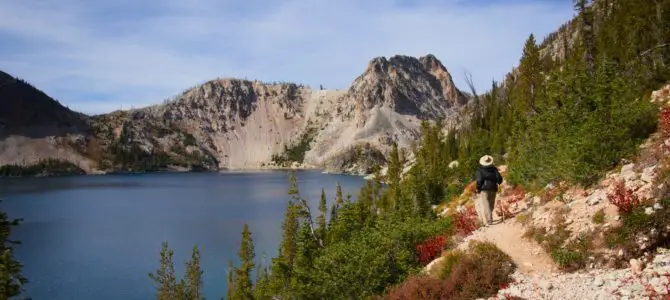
[0,0,574,115]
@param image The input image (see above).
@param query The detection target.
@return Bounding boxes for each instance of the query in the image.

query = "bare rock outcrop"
[305,54,469,172]
[0,53,470,175]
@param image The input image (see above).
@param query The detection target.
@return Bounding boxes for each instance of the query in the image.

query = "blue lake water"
[0,170,366,300]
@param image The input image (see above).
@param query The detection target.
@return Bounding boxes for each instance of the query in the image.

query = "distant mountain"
[0,53,470,175]
[0,71,98,173]
[0,70,89,137]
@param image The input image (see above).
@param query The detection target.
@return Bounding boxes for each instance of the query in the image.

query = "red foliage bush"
[607,181,643,215]
[660,107,670,138]
[455,206,479,236]
[384,275,447,300]
[387,241,516,300]
[416,235,447,265]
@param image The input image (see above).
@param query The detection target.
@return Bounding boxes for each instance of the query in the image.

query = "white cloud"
[0,0,574,115]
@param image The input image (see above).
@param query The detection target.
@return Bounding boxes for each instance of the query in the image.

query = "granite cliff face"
[0,54,469,175]
[305,54,468,174]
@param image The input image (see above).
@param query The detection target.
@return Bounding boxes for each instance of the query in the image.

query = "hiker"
[475,155,503,226]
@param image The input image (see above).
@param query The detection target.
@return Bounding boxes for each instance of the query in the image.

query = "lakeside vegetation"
[0,159,85,177]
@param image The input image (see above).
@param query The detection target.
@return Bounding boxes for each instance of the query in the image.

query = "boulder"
[641,166,657,183]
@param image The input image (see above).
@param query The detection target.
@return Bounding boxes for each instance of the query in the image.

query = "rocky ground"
[492,248,670,300]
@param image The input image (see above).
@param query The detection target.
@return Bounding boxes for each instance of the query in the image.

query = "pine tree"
[335,182,343,206]
[387,142,402,213]
[288,173,321,248]
[184,246,203,300]
[226,260,235,300]
[575,0,596,75]
[279,202,299,268]
[317,189,327,244]
[516,33,543,114]
[232,224,255,300]
[329,182,344,223]
[0,208,27,299]
[268,201,299,296]
[176,280,186,300]
[149,242,178,300]
[253,261,272,300]
[290,220,319,297]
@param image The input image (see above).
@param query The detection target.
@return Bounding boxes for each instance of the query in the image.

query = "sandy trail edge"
[457,218,559,274]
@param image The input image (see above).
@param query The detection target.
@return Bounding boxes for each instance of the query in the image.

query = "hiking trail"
[457,216,559,275]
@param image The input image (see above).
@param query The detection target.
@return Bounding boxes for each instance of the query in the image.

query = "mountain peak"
[343,54,468,125]
[419,54,447,72]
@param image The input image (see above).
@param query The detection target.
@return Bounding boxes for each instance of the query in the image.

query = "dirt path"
[457,218,559,274]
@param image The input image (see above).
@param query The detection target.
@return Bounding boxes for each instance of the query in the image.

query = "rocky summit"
[0,54,469,175]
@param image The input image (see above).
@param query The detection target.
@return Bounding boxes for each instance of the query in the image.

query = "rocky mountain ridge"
[0,54,469,175]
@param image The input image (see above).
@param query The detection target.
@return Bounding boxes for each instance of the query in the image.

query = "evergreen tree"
[317,189,327,244]
[329,182,344,224]
[575,0,596,75]
[176,280,186,300]
[184,246,203,300]
[252,259,272,300]
[0,208,26,299]
[288,173,322,248]
[516,34,543,114]
[226,261,235,300]
[335,182,344,206]
[268,201,299,297]
[149,242,178,300]
[289,220,320,297]
[232,224,255,300]
[387,142,402,213]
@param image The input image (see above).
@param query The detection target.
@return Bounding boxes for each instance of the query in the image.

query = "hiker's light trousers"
[475,190,496,225]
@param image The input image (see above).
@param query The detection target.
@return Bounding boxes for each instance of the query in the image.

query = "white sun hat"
[479,155,494,167]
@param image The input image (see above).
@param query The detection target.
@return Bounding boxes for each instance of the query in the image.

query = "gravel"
[492,248,670,300]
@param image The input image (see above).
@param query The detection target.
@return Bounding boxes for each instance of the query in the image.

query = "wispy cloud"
[0,0,574,115]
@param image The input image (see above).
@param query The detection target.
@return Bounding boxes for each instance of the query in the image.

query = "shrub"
[454,206,479,236]
[416,235,447,265]
[522,216,593,271]
[308,216,453,299]
[550,234,591,271]
[515,212,531,226]
[607,181,644,215]
[384,275,446,300]
[539,186,561,204]
[441,241,516,299]
[660,107,670,138]
[592,208,605,224]
[603,199,670,255]
[385,241,516,300]
[183,133,197,146]
[437,250,466,279]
